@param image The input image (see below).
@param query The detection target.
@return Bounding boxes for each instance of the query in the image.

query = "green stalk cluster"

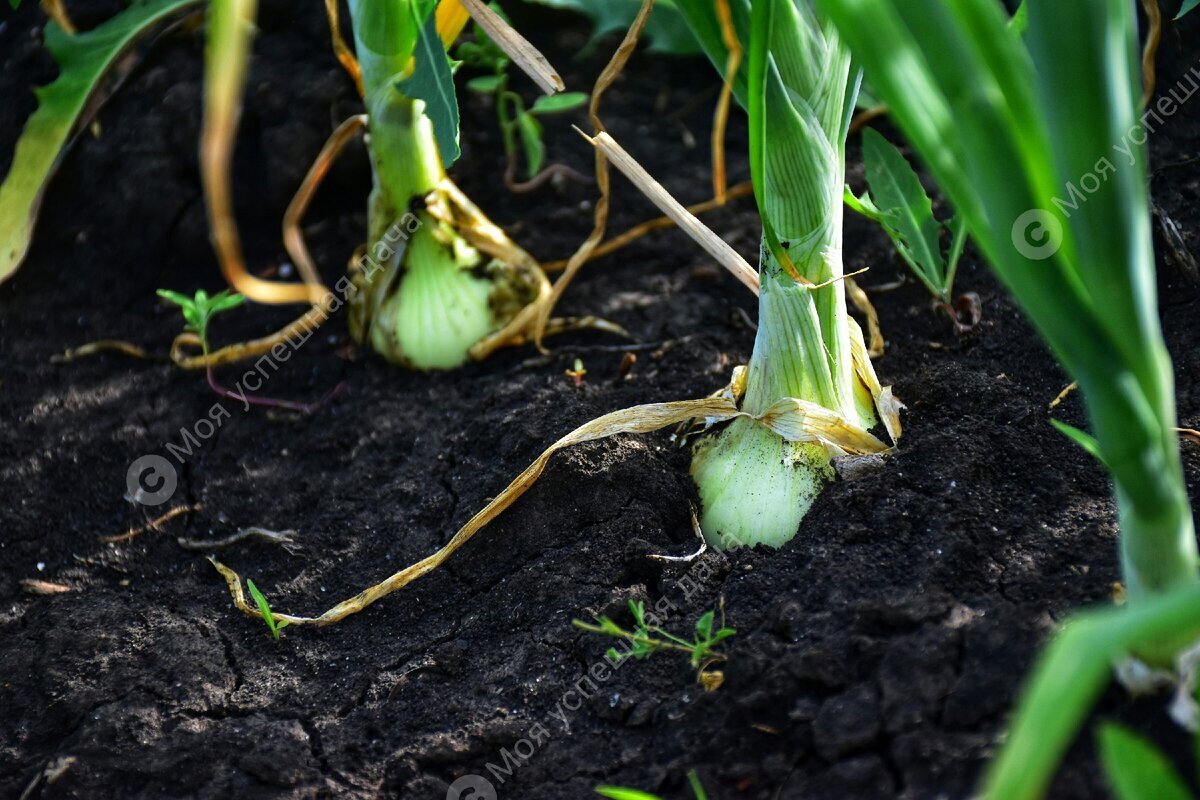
[818,0,1197,610]
[680,0,886,549]
[809,0,1200,792]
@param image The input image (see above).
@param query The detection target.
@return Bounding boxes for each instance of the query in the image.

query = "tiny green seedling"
[157,288,246,352]
[575,599,735,679]
[459,17,587,188]
[845,128,968,308]
[158,287,340,413]
[565,357,587,387]
[246,579,288,640]
[596,768,709,800]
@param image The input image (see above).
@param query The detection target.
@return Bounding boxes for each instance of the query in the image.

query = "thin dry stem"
[212,374,895,626]
[283,115,367,288]
[202,0,328,307]
[40,0,77,33]
[1141,0,1162,109]
[587,130,759,294]
[845,277,885,357]
[460,0,564,94]
[542,181,755,272]
[849,104,888,135]
[51,340,157,363]
[167,306,331,370]
[323,0,364,96]
[102,503,201,544]
[530,0,656,350]
[711,0,740,204]
[1049,381,1080,410]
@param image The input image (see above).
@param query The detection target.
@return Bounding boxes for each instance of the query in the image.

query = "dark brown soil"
[1,2,1199,799]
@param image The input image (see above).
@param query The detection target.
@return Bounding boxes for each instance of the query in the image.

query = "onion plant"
[341,0,552,369]
[671,0,901,549]
[813,0,1200,793]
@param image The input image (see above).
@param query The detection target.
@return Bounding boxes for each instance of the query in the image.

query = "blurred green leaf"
[1049,419,1107,467]
[529,91,588,115]
[1177,0,1198,19]
[595,788,663,800]
[1097,723,1193,800]
[515,110,544,177]
[466,74,504,94]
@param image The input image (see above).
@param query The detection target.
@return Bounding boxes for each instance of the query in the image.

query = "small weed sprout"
[458,17,587,189]
[246,579,288,640]
[158,288,340,413]
[596,768,709,800]
[157,288,245,352]
[575,599,735,684]
[565,357,587,387]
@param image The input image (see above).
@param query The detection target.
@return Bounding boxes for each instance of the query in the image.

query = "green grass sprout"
[158,287,339,412]
[246,579,288,640]
[595,768,709,800]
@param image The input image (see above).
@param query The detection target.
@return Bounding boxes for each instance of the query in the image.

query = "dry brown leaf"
[21,579,71,595]
[588,131,760,294]
[460,0,564,94]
